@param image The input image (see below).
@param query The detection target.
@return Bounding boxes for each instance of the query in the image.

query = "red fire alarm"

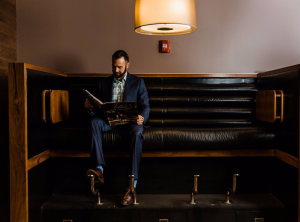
[159,40,170,53]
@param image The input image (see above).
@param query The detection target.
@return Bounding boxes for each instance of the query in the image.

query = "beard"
[114,67,127,80]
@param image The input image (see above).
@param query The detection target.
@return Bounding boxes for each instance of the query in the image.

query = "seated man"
[85,50,150,206]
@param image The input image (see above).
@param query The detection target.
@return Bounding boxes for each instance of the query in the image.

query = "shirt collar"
[114,72,127,83]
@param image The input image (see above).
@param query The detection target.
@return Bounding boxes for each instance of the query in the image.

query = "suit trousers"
[88,116,144,180]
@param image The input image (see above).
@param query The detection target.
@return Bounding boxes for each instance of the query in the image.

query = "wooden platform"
[42,194,284,222]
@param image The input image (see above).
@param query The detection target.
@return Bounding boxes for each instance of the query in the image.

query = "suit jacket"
[97,72,150,123]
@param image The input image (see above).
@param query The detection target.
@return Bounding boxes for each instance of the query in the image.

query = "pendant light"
[135,0,197,36]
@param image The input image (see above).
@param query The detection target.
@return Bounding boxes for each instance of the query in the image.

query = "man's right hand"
[85,98,94,111]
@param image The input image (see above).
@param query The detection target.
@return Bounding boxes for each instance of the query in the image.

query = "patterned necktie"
[117,83,122,102]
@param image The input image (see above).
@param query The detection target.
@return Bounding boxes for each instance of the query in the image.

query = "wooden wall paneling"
[0,32,16,52]
[9,63,28,222]
[0,44,17,59]
[0,0,16,27]
[0,20,16,40]
[4,0,16,6]
[0,57,15,69]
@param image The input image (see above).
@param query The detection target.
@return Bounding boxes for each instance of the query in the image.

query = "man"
[85,50,150,206]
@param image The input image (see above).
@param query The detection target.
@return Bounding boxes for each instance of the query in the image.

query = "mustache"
[114,68,127,78]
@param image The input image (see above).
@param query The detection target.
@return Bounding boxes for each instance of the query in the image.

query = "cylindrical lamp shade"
[135,0,197,35]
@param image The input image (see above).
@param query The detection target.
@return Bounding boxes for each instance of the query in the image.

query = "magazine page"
[83,89,103,108]
[102,102,138,126]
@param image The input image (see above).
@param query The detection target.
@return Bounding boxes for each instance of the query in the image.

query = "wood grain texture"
[50,90,69,123]
[0,56,15,62]
[142,149,274,157]
[42,90,69,123]
[1,3,16,222]
[0,57,14,70]
[274,149,298,169]
[5,0,16,6]
[258,64,300,78]
[42,90,49,123]
[27,150,51,170]
[0,32,16,49]
[8,63,28,222]
[256,90,276,123]
[276,90,284,122]
[50,149,274,158]
[24,63,66,77]
[0,20,16,39]
[0,0,16,27]
[66,73,258,78]
[0,44,16,60]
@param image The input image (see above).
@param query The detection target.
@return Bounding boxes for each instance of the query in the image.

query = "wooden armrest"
[256,90,284,123]
[42,90,69,123]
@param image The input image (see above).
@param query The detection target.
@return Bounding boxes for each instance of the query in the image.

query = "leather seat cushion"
[159,127,274,150]
[50,126,274,151]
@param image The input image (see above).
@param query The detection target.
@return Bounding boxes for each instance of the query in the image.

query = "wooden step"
[41,194,284,222]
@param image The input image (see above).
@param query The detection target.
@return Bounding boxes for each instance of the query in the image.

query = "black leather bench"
[50,77,275,153]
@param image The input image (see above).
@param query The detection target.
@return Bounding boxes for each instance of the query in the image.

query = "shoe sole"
[86,169,104,185]
[120,193,133,206]
[120,198,133,206]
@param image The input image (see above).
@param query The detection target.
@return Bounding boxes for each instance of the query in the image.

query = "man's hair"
[112,50,129,63]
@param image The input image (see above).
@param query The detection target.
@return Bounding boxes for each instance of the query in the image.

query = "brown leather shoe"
[120,187,133,206]
[86,168,104,185]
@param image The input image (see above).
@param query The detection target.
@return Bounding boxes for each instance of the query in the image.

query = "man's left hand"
[132,115,143,125]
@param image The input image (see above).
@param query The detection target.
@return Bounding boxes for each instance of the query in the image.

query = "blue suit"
[88,73,150,180]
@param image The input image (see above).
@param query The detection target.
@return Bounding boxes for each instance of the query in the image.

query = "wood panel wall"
[0,1,17,222]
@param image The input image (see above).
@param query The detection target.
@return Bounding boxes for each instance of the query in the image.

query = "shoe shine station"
[9,63,300,222]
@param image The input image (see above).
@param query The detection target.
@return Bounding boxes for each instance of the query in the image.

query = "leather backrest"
[144,77,257,127]
[67,77,257,127]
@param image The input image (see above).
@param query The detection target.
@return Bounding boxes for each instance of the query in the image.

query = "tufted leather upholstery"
[49,77,275,151]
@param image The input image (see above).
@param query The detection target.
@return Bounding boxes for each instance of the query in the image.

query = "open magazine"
[83,89,138,126]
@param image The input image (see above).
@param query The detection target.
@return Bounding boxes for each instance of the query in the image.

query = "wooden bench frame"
[8,63,300,222]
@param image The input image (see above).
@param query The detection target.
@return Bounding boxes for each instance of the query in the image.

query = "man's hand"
[132,115,143,125]
[84,98,94,111]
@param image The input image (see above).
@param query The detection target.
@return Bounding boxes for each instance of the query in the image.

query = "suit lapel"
[123,72,132,102]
